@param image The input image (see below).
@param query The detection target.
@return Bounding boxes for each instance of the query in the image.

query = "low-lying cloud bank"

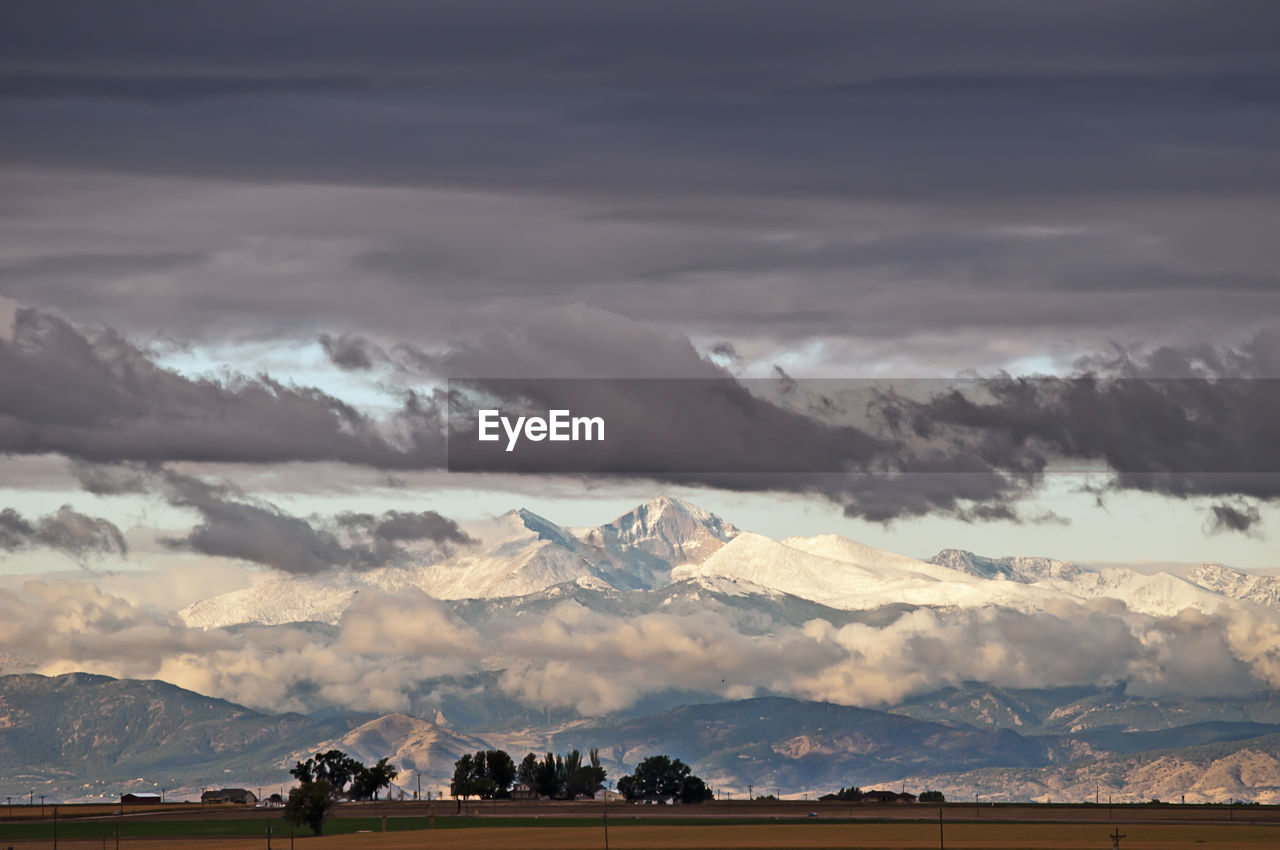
[4,577,1279,718]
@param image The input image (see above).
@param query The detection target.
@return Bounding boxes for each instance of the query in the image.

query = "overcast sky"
[2,1,1279,581]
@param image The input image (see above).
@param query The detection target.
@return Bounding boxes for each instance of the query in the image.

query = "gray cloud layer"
[2,3,1279,361]
[0,306,443,468]
[2,304,1269,533]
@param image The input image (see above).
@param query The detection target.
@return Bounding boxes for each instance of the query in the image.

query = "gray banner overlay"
[446,377,1280,475]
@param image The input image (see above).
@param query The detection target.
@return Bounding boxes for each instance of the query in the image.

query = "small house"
[861,790,917,804]
[201,788,258,805]
[510,782,537,800]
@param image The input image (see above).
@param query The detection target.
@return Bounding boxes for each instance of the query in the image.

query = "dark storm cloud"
[0,306,445,468]
[6,2,1279,96]
[318,333,383,371]
[161,474,354,575]
[431,307,1049,523]
[1,2,1277,200]
[0,252,205,280]
[872,329,1280,529]
[0,505,126,559]
[1207,501,1263,536]
[2,4,1279,357]
[335,510,475,546]
[71,466,476,574]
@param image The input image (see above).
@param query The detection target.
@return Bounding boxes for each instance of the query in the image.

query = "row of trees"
[450,750,712,804]
[284,749,399,835]
[824,786,945,803]
[451,748,607,799]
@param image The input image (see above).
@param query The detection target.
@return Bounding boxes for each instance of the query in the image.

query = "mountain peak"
[492,507,576,548]
[590,497,739,568]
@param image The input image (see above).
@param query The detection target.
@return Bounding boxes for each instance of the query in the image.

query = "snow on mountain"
[180,570,413,628]
[1189,563,1280,609]
[674,532,1074,612]
[929,548,1083,583]
[408,508,597,600]
[1040,567,1229,617]
[180,496,1255,629]
[181,498,737,628]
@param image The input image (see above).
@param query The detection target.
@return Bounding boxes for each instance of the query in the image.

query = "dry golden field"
[4,821,1280,850]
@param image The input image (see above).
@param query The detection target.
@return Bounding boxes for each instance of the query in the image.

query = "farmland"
[2,801,1280,848]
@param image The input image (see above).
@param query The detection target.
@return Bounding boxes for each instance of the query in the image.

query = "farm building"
[201,788,258,805]
[861,790,918,804]
[510,782,538,800]
[120,793,161,805]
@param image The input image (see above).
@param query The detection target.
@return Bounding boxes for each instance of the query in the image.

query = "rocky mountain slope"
[0,672,358,802]
[878,732,1280,804]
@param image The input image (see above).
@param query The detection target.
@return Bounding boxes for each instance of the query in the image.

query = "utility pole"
[603,780,610,850]
[938,808,944,850]
[748,784,753,801]
[1096,785,1099,806]
[39,794,46,817]
[53,805,58,850]
[416,772,421,802]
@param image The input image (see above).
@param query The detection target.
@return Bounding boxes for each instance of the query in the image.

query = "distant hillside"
[0,673,359,802]
[890,683,1280,735]
[879,732,1280,804]
[549,696,1095,793]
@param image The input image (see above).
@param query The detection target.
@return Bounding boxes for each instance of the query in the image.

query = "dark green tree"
[534,751,560,799]
[290,749,365,798]
[517,753,539,789]
[678,774,712,804]
[283,779,334,836]
[617,755,710,804]
[450,749,517,799]
[350,757,399,801]
[451,754,477,799]
[919,790,945,803]
[484,750,517,798]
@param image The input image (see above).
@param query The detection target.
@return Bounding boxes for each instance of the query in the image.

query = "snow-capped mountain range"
[180,496,1278,629]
